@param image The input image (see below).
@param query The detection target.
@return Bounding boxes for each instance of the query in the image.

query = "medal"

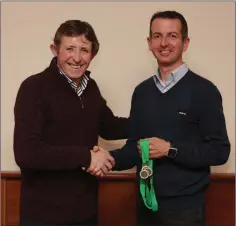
[140,165,153,179]
[142,165,153,177]
[140,168,149,179]
[139,140,158,211]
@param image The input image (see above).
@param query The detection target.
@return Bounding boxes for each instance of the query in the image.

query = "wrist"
[164,142,171,156]
[166,142,178,158]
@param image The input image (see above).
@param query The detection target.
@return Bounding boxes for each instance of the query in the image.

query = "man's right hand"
[87,146,115,177]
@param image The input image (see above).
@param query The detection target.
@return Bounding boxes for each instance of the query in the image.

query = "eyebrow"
[67,45,76,48]
[152,31,178,36]
[66,45,90,49]
[81,40,90,44]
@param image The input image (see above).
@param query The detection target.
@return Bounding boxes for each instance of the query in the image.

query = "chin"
[158,60,173,65]
[68,73,84,79]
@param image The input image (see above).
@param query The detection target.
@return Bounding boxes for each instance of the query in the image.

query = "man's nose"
[160,37,168,47]
[73,50,81,63]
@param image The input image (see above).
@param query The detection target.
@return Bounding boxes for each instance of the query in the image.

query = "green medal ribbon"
[140,140,158,211]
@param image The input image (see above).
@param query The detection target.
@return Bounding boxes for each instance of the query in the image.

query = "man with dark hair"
[91,11,230,226]
[14,20,128,226]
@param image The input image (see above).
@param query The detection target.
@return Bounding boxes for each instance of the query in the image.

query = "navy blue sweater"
[111,70,230,210]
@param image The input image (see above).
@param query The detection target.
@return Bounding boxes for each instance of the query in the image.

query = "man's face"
[51,35,93,84]
[147,18,189,68]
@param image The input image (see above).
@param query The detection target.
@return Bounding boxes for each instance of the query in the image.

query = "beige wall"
[1,2,235,172]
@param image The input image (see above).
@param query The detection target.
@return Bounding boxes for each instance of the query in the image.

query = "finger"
[109,157,115,166]
[89,164,101,174]
[149,144,155,150]
[92,146,99,152]
[101,165,109,174]
[87,164,95,173]
[149,149,157,155]
[106,154,114,163]
[149,138,156,144]
[149,152,163,159]
[95,170,103,177]
[91,166,101,175]
[87,168,95,174]
[149,153,156,159]
[105,160,113,171]
[149,150,157,158]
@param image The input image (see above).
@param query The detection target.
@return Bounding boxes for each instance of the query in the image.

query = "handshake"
[86,146,115,177]
[84,137,170,177]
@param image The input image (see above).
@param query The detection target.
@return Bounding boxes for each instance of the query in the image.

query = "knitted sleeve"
[98,98,129,140]
[89,78,129,140]
[172,84,230,169]
[110,88,141,170]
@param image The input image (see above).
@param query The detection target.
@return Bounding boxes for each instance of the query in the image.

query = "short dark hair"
[53,20,99,56]
[149,11,188,40]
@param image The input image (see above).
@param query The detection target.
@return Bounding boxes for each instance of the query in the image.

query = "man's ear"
[183,37,190,52]
[147,37,152,51]
[91,53,97,60]
[50,44,58,56]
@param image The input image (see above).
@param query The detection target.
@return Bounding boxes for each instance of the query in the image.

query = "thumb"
[92,145,99,152]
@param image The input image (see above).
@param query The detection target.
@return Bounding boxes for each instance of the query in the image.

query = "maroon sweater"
[14,58,128,224]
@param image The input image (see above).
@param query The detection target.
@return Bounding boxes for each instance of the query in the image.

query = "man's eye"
[67,47,73,51]
[153,35,160,39]
[81,48,88,53]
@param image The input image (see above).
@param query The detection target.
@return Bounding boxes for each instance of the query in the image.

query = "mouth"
[68,63,83,70]
[159,50,171,56]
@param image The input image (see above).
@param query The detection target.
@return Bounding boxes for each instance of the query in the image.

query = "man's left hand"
[138,137,170,159]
